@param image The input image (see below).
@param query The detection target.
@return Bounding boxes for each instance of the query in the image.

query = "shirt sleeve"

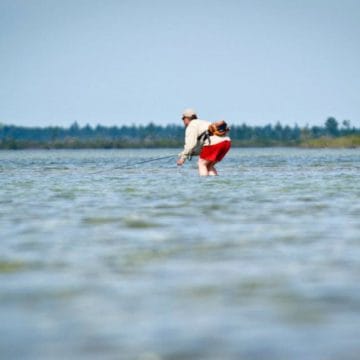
[178,123,198,160]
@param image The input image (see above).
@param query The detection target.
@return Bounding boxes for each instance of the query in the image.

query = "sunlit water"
[0,148,359,360]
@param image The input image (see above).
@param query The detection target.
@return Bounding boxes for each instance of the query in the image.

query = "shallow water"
[0,148,359,360]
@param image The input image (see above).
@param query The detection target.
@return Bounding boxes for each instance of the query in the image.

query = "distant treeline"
[0,117,359,149]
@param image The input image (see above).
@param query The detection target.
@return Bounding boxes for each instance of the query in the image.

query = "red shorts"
[200,140,231,162]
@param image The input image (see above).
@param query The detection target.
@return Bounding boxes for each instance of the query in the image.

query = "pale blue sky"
[0,0,359,127]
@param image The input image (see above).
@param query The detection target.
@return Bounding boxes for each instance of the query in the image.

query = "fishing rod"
[91,154,176,174]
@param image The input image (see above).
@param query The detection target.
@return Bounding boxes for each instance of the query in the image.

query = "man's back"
[179,119,210,160]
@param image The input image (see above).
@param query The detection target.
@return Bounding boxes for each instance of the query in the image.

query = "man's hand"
[177,158,185,166]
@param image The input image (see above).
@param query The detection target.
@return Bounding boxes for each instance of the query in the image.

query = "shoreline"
[1,144,359,150]
[1,135,360,150]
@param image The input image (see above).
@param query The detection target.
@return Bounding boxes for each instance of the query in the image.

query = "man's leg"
[207,161,218,176]
[198,158,210,176]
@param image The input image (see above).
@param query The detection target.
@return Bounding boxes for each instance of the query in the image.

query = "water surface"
[1,148,359,360]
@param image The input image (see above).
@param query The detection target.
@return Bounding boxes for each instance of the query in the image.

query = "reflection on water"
[0,148,360,359]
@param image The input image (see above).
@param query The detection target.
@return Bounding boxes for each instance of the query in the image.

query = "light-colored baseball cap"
[182,108,197,118]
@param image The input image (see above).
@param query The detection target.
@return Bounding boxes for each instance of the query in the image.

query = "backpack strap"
[188,130,211,161]
[197,130,211,145]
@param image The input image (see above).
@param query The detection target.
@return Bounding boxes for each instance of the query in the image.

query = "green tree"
[342,120,350,129]
[325,117,339,136]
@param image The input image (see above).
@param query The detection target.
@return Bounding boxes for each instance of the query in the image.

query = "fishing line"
[90,154,176,174]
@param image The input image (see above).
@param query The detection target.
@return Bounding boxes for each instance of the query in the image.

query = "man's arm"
[177,123,198,165]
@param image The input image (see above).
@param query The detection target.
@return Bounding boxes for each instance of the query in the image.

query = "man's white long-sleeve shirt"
[178,119,210,161]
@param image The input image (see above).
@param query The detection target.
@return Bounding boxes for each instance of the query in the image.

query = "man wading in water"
[177,109,231,176]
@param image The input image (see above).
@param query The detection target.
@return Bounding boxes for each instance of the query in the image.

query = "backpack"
[197,120,230,144]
